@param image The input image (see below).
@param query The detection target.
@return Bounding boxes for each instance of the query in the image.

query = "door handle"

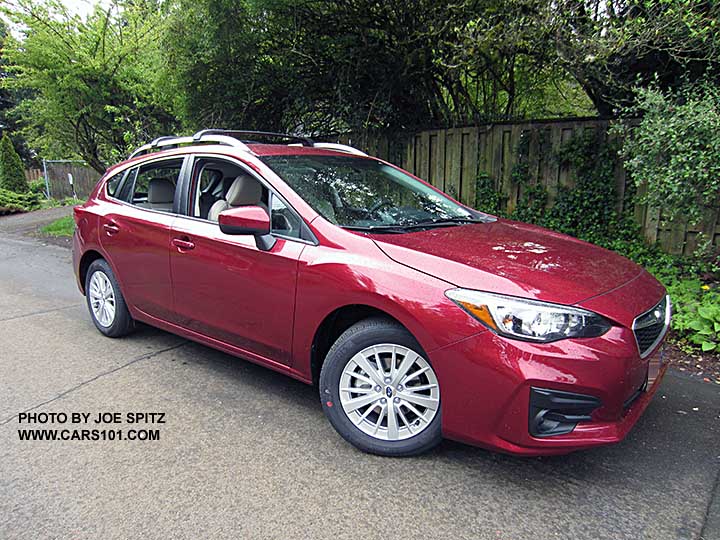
[172,238,195,251]
[103,222,120,235]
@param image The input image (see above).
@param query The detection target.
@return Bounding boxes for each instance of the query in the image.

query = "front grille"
[633,296,670,358]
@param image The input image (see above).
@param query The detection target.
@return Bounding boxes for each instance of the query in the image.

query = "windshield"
[262,155,485,229]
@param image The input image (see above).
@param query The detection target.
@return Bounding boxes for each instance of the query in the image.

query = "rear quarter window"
[105,171,125,197]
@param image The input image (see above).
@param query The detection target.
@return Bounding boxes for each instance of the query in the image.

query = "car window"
[270,194,302,239]
[199,167,221,192]
[105,171,124,197]
[262,155,476,229]
[122,159,183,212]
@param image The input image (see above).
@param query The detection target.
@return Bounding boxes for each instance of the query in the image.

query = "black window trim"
[176,153,318,246]
[105,155,190,216]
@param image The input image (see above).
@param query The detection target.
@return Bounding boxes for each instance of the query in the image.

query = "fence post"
[42,159,51,199]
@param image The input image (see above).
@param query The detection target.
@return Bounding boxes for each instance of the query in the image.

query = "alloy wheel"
[88,271,116,328]
[338,344,440,441]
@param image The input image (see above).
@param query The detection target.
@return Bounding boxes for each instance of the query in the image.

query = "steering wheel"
[367,199,394,216]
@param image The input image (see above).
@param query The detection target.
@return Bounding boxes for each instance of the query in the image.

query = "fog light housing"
[529,387,602,437]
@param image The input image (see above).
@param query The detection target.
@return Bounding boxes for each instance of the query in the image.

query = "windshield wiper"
[342,225,410,234]
[394,217,487,230]
[343,217,488,234]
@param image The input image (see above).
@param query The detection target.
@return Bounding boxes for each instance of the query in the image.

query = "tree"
[464,0,720,116]
[0,20,33,164]
[2,1,178,173]
[0,133,28,193]
[161,0,289,132]
[161,0,592,135]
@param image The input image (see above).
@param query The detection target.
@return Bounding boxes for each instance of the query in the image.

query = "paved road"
[0,217,719,540]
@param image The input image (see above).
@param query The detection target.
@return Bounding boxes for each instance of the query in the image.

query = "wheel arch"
[309,304,417,386]
[78,249,106,295]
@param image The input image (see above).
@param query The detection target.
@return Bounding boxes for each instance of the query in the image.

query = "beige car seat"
[144,178,175,211]
[208,174,266,222]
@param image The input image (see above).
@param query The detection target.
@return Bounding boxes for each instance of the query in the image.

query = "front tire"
[319,318,442,456]
[85,259,134,338]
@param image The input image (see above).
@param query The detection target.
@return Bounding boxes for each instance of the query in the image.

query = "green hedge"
[0,188,42,215]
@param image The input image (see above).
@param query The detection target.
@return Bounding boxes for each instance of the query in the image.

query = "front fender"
[291,240,486,380]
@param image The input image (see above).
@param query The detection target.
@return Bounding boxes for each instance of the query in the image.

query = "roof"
[245,143,369,158]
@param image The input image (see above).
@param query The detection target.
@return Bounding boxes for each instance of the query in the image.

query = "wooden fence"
[24,163,99,199]
[24,169,43,182]
[43,161,100,200]
[341,119,718,256]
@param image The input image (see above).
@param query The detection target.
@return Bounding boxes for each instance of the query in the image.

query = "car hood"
[370,219,645,306]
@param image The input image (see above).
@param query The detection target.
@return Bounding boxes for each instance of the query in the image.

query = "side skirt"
[132,309,313,385]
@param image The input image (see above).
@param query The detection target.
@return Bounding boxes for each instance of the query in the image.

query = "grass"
[39,197,84,210]
[40,215,75,237]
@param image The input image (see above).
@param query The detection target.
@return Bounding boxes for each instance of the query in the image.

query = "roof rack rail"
[312,142,367,157]
[193,129,315,147]
[129,133,253,159]
[128,129,367,159]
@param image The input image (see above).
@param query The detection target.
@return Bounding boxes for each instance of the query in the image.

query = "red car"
[73,130,670,456]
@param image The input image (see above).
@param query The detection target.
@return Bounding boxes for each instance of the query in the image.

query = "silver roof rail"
[129,130,367,159]
[312,142,367,156]
[194,129,315,147]
[128,133,254,159]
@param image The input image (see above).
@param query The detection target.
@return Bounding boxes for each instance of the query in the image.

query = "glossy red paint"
[73,142,669,456]
[218,205,271,235]
[170,216,303,365]
[371,219,644,305]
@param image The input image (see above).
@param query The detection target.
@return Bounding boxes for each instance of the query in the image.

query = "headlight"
[445,289,612,342]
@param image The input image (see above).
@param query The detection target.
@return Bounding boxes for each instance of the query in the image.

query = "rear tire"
[319,318,442,456]
[85,259,134,338]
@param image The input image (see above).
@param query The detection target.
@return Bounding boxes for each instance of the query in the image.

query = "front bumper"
[430,326,667,456]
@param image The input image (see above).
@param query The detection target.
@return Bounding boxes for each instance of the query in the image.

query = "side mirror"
[218,206,276,250]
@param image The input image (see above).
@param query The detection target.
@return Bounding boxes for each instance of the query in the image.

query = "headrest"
[147,178,175,203]
[226,174,262,206]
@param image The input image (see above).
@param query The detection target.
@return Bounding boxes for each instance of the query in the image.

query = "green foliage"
[39,196,82,210]
[0,187,40,214]
[27,179,46,195]
[2,2,178,173]
[617,81,720,224]
[507,129,623,245]
[543,131,620,243]
[474,173,504,215]
[161,0,286,131]
[40,215,75,237]
[511,183,547,224]
[468,1,720,116]
[0,133,28,192]
[4,0,720,153]
[670,280,720,352]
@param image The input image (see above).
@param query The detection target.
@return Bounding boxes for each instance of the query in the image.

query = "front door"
[170,218,304,365]
[169,159,307,366]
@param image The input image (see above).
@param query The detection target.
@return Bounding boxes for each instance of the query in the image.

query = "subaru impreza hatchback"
[73,130,670,456]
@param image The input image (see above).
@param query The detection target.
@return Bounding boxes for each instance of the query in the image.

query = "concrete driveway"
[0,212,719,540]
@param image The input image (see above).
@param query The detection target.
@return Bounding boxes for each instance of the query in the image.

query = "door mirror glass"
[218,206,271,236]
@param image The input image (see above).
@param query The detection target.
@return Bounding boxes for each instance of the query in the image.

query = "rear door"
[99,156,188,322]
[169,155,308,366]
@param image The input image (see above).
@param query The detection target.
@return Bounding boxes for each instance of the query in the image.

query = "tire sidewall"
[319,319,442,456]
[85,259,132,338]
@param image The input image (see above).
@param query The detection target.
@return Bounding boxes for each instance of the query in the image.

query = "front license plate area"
[648,346,665,386]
